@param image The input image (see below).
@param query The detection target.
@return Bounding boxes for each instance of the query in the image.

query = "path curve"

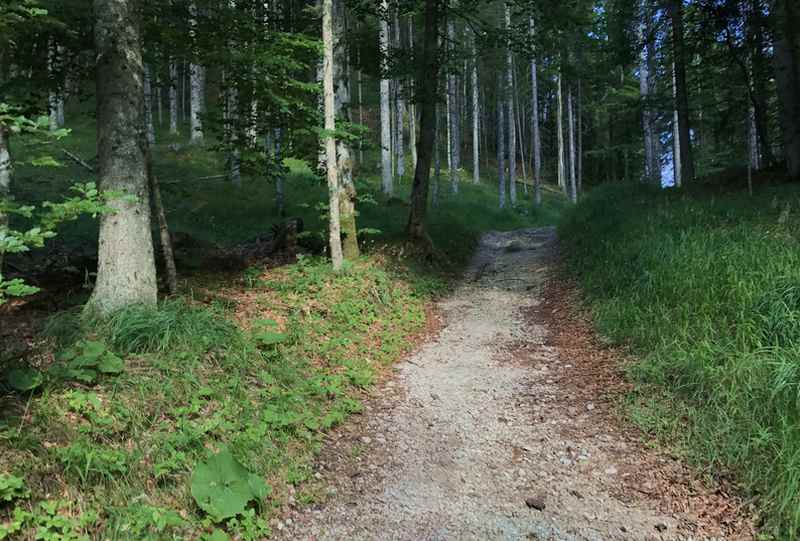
[275,228,751,541]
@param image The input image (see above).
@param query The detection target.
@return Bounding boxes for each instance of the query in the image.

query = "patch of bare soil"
[271,228,754,541]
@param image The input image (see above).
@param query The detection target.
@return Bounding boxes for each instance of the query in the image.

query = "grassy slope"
[1,118,564,540]
[559,182,800,538]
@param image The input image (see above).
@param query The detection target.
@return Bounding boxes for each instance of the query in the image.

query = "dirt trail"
[275,228,753,541]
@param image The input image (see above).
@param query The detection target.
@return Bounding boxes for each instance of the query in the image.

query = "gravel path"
[275,228,751,541]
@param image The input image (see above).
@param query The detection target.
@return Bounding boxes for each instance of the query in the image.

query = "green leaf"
[96,353,124,374]
[190,449,271,522]
[205,530,230,541]
[30,156,62,168]
[247,473,271,500]
[6,367,43,392]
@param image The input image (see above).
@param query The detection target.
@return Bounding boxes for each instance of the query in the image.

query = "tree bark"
[556,71,567,195]
[567,86,577,203]
[48,40,64,132]
[669,0,694,183]
[379,0,394,194]
[189,2,205,143]
[671,60,682,187]
[0,127,12,275]
[394,9,406,179]
[169,61,179,134]
[639,0,659,184]
[406,0,442,241]
[447,18,460,193]
[144,64,156,145]
[529,16,542,205]
[773,0,800,179]
[505,3,516,205]
[333,0,359,260]
[409,17,418,173]
[498,74,507,209]
[88,0,158,315]
[471,30,480,184]
[147,152,177,295]
[323,0,344,270]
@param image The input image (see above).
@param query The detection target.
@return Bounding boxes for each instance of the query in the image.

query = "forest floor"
[273,228,755,541]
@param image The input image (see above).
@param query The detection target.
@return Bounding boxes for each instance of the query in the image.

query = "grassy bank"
[559,182,800,538]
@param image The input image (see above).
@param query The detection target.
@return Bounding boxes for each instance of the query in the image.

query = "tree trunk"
[334,0,359,260]
[394,9,406,179]
[406,0,441,241]
[379,0,394,195]
[639,0,659,184]
[529,16,542,205]
[567,86,577,203]
[48,41,64,132]
[433,104,441,207]
[189,2,205,143]
[144,64,156,146]
[169,61,179,134]
[147,152,177,295]
[273,128,286,216]
[505,3,516,205]
[409,17,418,174]
[471,31,480,184]
[773,0,800,179]
[88,0,158,315]
[323,0,344,270]
[672,60,682,187]
[498,74,507,209]
[447,18,460,193]
[556,72,567,195]
[669,0,694,182]
[0,127,12,275]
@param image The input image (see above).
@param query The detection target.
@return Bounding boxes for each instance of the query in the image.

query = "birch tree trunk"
[498,75,507,209]
[567,86,577,203]
[639,0,659,184]
[323,0,344,270]
[433,104,441,207]
[273,129,285,216]
[144,64,156,145]
[407,0,442,241]
[394,9,405,179]
[189,2,205,143]
[471,31,480,184]
[669,0,694,182]
[88,0,157,315]
[48,41,64,132]
[0,127,11,274]
[447,19,460,193]
[333,0,359,260]
[529,16,542,206]
[773,0,800,179]
[379,0,393,195]
[169,61,179,134]
[409,17,418,173]
[189,65,205,142]
[505,4,516,205]
[672,60,682,187]
[556,72,567,195]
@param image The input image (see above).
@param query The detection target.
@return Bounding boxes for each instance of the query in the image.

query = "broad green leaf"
[190,449,270,522]
[6,367,43,392]
[97,353,124,374]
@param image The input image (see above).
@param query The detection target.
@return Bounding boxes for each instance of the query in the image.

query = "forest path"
[274,228,752,541]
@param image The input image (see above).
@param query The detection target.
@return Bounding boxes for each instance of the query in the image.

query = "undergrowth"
[0,256,435,540]
[559,182,800,538]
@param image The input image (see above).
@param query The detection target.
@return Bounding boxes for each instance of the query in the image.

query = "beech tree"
[87,0,158,315]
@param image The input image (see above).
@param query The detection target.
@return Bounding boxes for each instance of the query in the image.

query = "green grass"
[559,182,800,538]
[2,112,565,539]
